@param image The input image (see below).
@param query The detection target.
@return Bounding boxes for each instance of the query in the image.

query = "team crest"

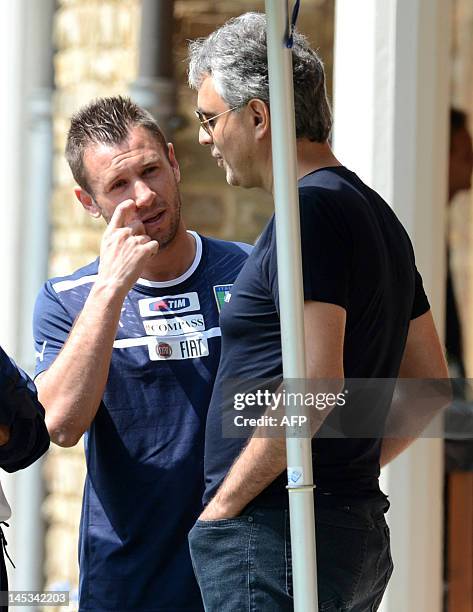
[213,285,233,313]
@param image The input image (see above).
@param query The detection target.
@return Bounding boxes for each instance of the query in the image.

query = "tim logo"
[139,292,200,318]
[150,297,190,312]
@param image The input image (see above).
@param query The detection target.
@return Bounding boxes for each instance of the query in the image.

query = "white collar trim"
[135,231,202,288]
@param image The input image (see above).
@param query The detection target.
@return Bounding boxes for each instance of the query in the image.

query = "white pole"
[0,0,27,583]
[12,0,55,604]
[265,2,318,610]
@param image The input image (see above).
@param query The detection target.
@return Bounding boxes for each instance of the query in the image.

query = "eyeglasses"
[194,106,241,136]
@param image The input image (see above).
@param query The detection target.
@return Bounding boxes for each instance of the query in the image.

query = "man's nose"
[199,126,213,146]
[134,180,155,207]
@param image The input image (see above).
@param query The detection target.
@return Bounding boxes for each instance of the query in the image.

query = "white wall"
[333,1,450,610]
[0,0,27,587]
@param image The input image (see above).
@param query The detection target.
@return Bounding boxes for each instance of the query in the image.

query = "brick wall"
[44,0,335,601]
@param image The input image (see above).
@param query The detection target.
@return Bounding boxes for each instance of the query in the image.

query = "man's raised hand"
[97,199,159,294]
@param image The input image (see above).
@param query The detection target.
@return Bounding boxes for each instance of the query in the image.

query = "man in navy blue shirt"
[187,13,449,612]
[33,96,249,611]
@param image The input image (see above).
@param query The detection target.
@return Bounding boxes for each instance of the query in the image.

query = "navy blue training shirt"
[203,166,430,506]
[33,232,250,612]
[0,346,49,472]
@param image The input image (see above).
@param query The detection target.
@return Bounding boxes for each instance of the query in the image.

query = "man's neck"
[296,140,341,180]
[263,140,341,195]
[140,228,197,283]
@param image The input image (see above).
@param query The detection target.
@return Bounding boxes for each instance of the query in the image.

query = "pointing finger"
[107,199,138,231]
[143,239,159,257]
[128,219,146,236]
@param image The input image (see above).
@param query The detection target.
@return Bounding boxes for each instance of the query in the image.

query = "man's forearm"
[380,437,416,467]
[208,415,413,517]
[202,302,346,520]
[0,425,9,446]
[201,436,287,519]
[38,281,126,447]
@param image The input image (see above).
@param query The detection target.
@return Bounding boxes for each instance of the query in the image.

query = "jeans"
[188,493,393,612]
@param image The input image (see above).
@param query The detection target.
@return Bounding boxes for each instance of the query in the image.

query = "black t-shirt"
[203,166,430,505]
[445,250,465,376]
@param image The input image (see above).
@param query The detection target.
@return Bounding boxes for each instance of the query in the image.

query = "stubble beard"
[96,186,183,250]
[153,190,183,250]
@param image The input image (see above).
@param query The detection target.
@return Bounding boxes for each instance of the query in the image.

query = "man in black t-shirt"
[187,12,448,612]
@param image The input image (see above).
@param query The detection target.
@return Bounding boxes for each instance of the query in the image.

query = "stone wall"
[44,0,141,603]
[44,0,336,602]
[174,0,335,242]
[51,0,141,277]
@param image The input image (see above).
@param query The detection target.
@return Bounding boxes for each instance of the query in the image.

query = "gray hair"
[188,12,332,142]
[65,95,168,193]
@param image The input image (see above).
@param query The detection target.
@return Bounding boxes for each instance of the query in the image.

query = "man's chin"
[151,223,183,251]
[225,168,240,187]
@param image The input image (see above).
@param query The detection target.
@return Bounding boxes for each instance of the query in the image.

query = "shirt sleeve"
[299,188,351,309]
[411,268,430,319]
[33,281,74,378]
[0,346,50,472]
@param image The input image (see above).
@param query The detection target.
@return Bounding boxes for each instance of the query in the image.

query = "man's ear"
[74,187,101,218]
[167,142,181,184]
[247,99,271,141]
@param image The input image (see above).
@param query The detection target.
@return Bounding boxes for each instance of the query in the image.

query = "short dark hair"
[188,12,332,143]
[65,96,168,193]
